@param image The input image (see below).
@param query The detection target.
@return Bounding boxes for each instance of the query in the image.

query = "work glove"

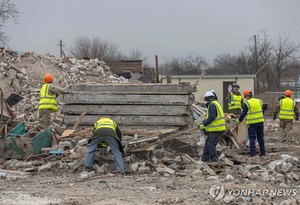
[236,119,241,124]
[296,117,299,121]
[199,124,206,130]
[273,116,276,121]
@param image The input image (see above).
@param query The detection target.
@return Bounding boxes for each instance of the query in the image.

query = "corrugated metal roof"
[160,74,256,79]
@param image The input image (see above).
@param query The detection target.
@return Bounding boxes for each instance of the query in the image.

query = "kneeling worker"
[84,117,125,173]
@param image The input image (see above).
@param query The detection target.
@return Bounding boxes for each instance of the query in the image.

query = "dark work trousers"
[248,122,266,157]
[202,132,223,162]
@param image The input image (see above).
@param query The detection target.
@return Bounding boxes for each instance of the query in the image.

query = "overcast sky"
[4,0,300,65]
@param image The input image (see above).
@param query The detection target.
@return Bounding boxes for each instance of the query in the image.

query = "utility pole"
[57,40,65,58]
[155,55,159,83]
[254,35,259,93]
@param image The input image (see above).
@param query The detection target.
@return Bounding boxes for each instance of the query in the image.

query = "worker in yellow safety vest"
[273,89,299,142]
[199,91,226,163]
[226,83,243,116]
[83,117,125,174]
[38,73,67,128]
[236,89,266,158]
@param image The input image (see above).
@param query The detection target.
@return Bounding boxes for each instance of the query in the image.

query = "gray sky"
[5,0,300,65]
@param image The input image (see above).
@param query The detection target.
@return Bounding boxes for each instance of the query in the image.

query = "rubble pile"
[0,49,128,122]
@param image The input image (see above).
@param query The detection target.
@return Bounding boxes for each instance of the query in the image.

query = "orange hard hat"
[243,89,252,98]
[43,73,53,83]
[285,90,292,97]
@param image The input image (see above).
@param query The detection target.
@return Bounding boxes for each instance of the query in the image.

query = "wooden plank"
[122,128,177,136]
[237,120,247,144]
[69,84,196,94]
[73,125,178,131]
[61,104,190,116]
[63,115,191,126]
[62,93,193,105]
[130,127,198,152]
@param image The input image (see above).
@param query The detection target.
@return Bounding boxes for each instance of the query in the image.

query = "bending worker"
[84,117,125,173]
[273,89,299,142]
[38,73,67,128]
[199,91,226,163]
[236,89,266,158]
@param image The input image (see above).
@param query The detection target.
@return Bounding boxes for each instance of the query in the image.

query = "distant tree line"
[69,33,300,91]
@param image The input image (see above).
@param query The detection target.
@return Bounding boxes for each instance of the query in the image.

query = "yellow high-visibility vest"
[38,83,58,111]
[245,98,264,124]
[228,92,242,110]
[94,118,117,131]
[205,101,227,132]
[279,98,295,120]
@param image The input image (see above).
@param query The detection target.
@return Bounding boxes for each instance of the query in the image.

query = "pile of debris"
[0,48,129,122]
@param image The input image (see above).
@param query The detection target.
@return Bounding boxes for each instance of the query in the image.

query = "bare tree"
[0,0,19,43]
[159,54,208,75]
[210,32,300,91]
[254,33,300,90]
[272,36,299,88]
[209,52,253,75]
[69,36,123,66]
[126,49,147,60]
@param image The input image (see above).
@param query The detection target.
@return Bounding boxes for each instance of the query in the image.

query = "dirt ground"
[1,119,300,205]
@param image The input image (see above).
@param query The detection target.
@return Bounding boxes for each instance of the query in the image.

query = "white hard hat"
[204,91,214,98]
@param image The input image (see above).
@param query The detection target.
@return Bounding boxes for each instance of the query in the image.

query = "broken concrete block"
[155,165,174,175]
[130,163,139,172]
[281,154,299,165]
[77,139,88,146]
[151,156,159,164]
[70,159,84,172]
[281,162,293,174]
[207,176,219,181]
[138,166,150,174]
[79,171,90,179]
[225,174,234,182]
[223,195,234,204]
[59,141,72,149]
[164,167,175,175]
[38,162,54,172]
[275,174,284,183]
[292,173,300,181]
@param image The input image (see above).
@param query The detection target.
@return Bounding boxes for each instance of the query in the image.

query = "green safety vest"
[205,101,227,132]
[228,92,242,110]
[245,98,264,124]
[94,118,117,131]
[38,83,58,111]
[279,98,295,120]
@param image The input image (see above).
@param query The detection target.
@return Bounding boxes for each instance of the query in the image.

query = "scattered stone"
[223,195,234,204]
[225,174,234,182]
